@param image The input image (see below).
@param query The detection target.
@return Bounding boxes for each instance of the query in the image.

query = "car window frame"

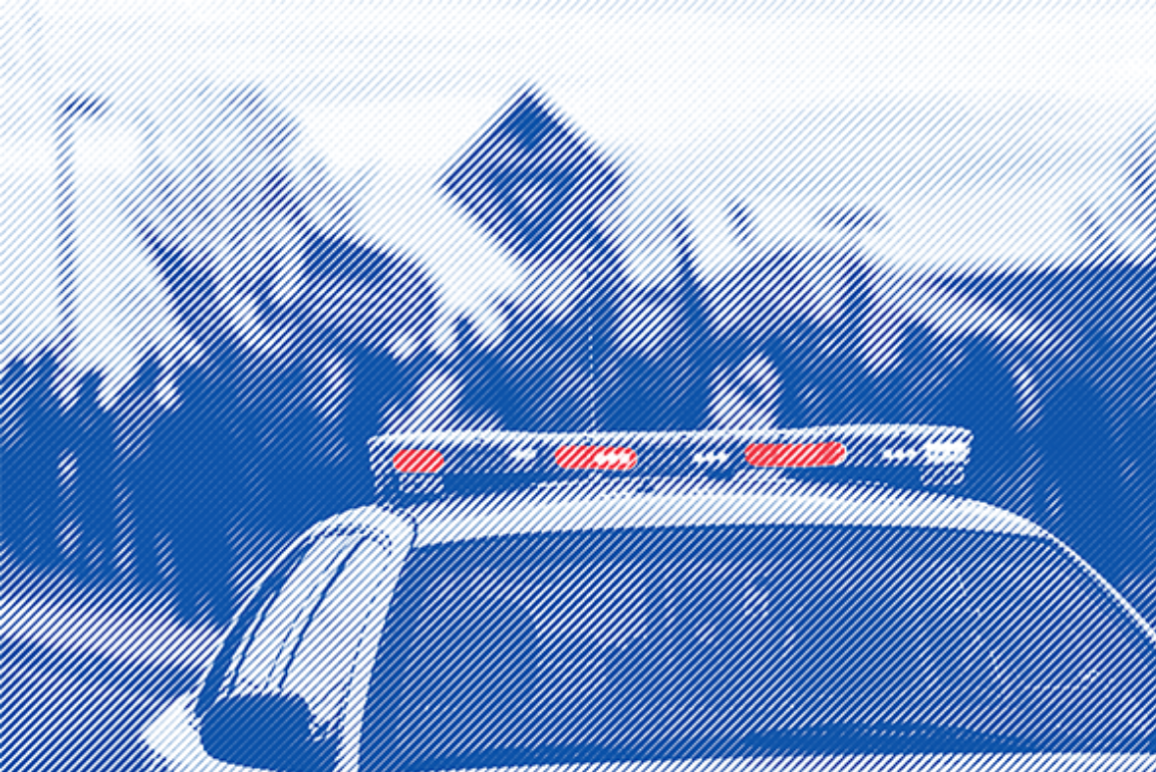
[339,514,414,772]
[280,536,398,734]
[195,537,315,717]
[196,525,387,717]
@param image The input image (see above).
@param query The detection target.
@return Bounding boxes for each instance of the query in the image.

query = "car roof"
[330,473,1046,547]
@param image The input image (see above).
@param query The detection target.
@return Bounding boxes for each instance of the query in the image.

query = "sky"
[4,0,1156,382]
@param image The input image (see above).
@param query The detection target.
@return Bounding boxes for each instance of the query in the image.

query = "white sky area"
[4,0,1156,387]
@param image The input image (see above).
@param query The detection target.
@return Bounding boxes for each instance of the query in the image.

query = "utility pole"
[54,93,109,365]
[818,205,888,422]
[670,214,713,429]
[818,204,888,350]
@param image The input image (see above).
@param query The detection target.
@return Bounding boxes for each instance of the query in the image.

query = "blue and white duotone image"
[5,2,1156,770]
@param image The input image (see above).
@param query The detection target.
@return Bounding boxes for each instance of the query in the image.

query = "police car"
[143,425,1156,772]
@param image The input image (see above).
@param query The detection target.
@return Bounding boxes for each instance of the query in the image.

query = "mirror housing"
[201,693,337,772]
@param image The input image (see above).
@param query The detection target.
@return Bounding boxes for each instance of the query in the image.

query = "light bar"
[369,424,972,496]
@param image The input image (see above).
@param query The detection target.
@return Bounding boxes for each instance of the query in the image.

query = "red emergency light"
[392,449,446,474]
[555,445,638,471]
[745,441,847,468]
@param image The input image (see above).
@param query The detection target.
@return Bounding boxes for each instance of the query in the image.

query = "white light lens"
[923,441,970,466]
[692,451,729,465]
[880,448,919,463]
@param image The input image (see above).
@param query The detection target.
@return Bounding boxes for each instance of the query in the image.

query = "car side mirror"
[201,693,337,772]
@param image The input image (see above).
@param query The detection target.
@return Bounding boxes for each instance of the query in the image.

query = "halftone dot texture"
[6,1,1156,770]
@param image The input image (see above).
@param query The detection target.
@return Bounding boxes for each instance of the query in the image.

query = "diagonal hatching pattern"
[5,3,1156,769]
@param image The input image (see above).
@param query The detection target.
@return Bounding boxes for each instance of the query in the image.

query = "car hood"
[145,695,1156,772]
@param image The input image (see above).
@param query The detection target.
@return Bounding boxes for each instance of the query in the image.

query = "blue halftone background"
[5,2,1156,769]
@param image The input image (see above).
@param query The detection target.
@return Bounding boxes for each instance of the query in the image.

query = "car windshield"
[364,526,1156,770]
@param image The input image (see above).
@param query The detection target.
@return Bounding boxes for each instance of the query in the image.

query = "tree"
[128,85,439,526]
[130,86,437,363]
